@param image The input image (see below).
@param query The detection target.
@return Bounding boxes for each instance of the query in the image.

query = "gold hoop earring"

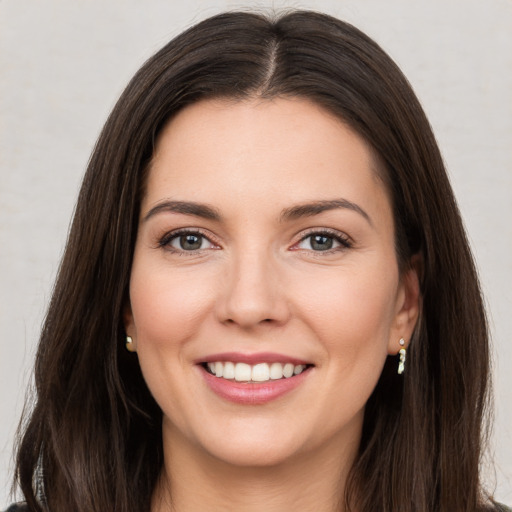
[126,335,136,353]
[398,337,406,375]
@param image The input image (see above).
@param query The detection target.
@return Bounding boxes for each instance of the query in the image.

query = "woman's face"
[125,97,419,469]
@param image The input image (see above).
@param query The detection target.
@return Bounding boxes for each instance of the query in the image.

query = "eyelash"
[292,228,353,253]
[157,228,219,254]
[157,228,352,254]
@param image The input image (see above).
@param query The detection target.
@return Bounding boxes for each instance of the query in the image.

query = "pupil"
[311,235,333,251]
[181,234,202,250]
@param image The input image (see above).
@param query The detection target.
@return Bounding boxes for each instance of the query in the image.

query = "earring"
[398,337,406,375]
[126,335,136,352]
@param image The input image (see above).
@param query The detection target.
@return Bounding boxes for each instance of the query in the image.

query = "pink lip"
[199,365,312,405]
[196,352,311,366]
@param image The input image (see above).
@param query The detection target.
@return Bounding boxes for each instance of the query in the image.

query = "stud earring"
[126,335,136,352]
[398,337,406,375]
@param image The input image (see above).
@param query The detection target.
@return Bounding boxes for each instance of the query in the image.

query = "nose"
[215,248,290,328]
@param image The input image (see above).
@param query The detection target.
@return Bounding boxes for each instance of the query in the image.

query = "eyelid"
[157,227,221,252]
[156,226,351,253]
[290,227,353,251]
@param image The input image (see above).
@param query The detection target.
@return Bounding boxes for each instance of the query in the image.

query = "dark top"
[4,503,512,511]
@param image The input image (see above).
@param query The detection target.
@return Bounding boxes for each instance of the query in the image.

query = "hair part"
[15,10,494,512]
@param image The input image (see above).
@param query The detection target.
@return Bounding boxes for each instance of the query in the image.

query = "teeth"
[215,362,223,378]
[223,361,235,379]
[294,364,305,375]
[251,363,270,382]
[283,363,294,378]
[234,363,251,382]
[205,361,308,382]
[270,362,284,380]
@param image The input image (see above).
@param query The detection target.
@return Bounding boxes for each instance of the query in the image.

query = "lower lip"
[200,366,312,405]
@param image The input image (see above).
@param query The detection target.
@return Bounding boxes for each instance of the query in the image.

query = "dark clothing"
[4,502,512,511]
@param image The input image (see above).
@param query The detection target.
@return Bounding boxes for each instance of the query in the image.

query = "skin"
[125,97,420,512]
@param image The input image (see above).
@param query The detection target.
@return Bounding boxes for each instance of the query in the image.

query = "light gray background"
[1,0,511,505]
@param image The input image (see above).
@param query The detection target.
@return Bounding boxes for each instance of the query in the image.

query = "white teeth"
[294,364,305,375]
[270,362,283,380]
[252,363,270,382]
[283,363,294,378]
[205,361,309,382]
[234,362,252,382]
[223,361,235,379]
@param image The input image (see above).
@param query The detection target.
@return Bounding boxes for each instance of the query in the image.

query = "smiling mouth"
[202,361,313,383]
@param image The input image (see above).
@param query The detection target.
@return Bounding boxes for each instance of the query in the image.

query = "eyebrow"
[143,198,372,226]
[143,200,222,222]
[280,199,373,226]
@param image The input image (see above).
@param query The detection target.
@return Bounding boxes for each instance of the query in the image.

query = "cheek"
[127,262,216,426]
[290,261,398,362]
[129,262,217,346]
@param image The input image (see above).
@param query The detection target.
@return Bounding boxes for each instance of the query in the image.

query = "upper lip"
[195,352,313,366]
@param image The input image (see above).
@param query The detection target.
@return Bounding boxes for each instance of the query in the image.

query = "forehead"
[143,97,391,224]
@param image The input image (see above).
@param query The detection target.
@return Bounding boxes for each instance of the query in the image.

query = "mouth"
[201,361,312,383]
[197,355,314,404]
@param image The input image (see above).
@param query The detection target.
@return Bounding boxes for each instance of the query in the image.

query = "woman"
[8,10,508,512]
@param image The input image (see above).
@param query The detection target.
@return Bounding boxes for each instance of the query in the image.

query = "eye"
[172,233,209,251]
[159,230,217,252]
[295,231,351,252]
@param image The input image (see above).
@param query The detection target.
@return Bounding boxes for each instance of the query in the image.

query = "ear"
[387,254,422,354]
[123,301,138,352]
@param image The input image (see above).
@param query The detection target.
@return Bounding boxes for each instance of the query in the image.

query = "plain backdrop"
[1,0,511,505]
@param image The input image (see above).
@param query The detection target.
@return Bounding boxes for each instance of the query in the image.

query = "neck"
[152,425,359,512]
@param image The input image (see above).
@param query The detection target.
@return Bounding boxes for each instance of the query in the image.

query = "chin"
[205,439,302,468]
[187,420,309,468]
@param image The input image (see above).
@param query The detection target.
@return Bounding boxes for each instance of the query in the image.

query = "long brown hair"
[15,10,496,512]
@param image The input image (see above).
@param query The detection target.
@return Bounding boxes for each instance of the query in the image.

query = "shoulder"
[3,505,28,512]
[495,504,512,512]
